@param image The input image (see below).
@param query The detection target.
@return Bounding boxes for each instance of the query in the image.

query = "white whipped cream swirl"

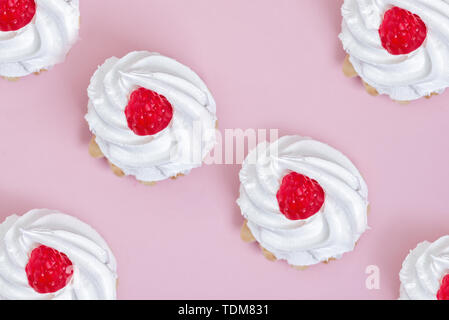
[85,51,217,182]
[339,0,449,101]
[0,0,80,78]
[399,236,449,300]
[0,209,117,300]
[237,136,369,267]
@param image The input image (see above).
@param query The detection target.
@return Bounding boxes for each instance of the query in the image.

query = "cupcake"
[339,0,449,102]
[399,236,449,300]
[0,209,117,300]
[237,136,369,269]
[0,0,80,80]
[85,51,217,184]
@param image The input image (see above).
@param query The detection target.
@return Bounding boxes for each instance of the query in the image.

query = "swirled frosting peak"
[339,0,449,101]
[85,51,217,182]
[0,209,117,300]
[0,0,80,78]
[400,236,449,300]
[237,136,369,267]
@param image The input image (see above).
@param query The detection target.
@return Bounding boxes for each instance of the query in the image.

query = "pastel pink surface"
[0,0,448,300]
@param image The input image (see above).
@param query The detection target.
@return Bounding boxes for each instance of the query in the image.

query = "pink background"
[0,0,448,300]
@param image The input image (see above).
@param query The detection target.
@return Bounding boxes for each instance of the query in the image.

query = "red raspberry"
[437,274,449,300]
[0,0,36,32]
[379,6,427,55]
[276,172,325,221]
[125,87,174,136]
[25,245,74,294]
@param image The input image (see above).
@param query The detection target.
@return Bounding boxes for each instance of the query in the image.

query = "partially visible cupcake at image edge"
[0,209,117,300]
[237,135,369,269]
[399,235,449,300]
[0,0,80,81]
[339,0,449,102]
[85,51,217,185]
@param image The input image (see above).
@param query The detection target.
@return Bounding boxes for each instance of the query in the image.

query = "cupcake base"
[240,220,338,270]
[2,69,47,82]
[343,55,438,103]
[3,76,20,82]
[88,135,184,185]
